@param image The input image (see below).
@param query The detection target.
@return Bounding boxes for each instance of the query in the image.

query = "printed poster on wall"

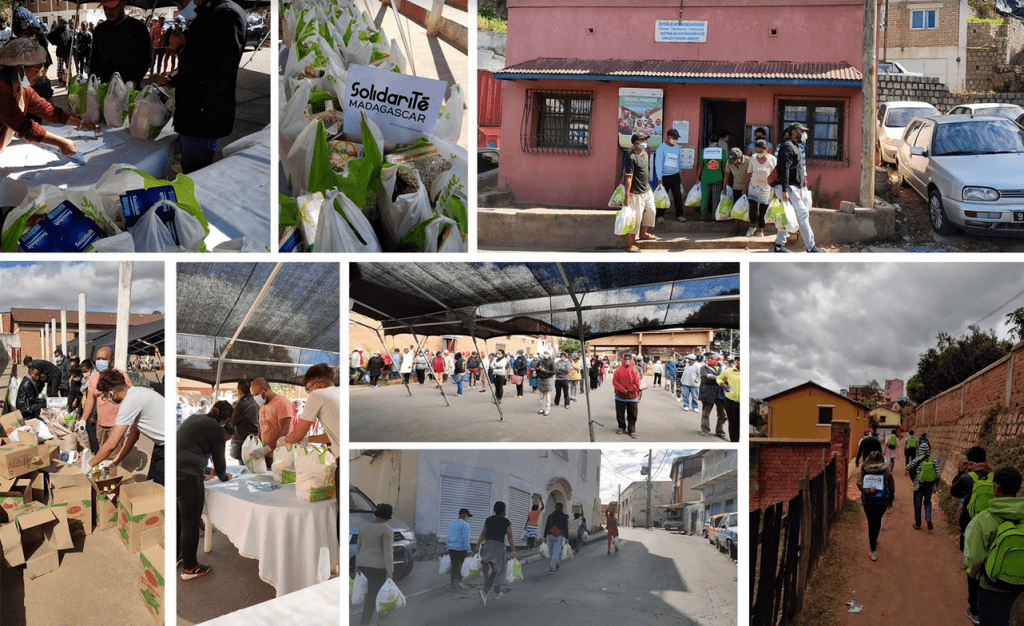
[618,88,665,150]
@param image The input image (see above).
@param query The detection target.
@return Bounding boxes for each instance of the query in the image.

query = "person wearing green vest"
[963,466,1024,626]
[908,441,938,531]
[695,133,725,222]
[952,446,996,625]
[904,429,918,467]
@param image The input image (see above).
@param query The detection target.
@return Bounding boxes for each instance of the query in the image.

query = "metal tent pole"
[468,323,502,422]
[554,263,597,443]
[213,262,282,398]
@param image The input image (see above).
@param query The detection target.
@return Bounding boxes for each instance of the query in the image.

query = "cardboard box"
[118,481,164,552]
[0,503,74,578]
[48,473,93,536]
[0,442,48,479]
[89,466,135,532]
[0,476,34,521]
[138,543,165,621]
[140,525,163,551]
[0,411,25,437]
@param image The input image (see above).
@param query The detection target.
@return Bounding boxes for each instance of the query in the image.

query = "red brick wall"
[750,422,850,512]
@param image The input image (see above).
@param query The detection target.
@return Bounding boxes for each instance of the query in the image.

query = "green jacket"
[963,497,1024,592]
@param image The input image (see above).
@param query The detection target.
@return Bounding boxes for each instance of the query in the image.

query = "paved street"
[351,527,736,626]
[349,377,731,443]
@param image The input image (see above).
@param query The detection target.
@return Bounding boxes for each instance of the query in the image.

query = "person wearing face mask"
[655,128,685,223]
[0,39,96,157]
[90,0,152,88]
[699,352,728,440]
[82,346,132,458]
[746,127,774,156]
[622,132,658,253]
[250,377,293,463]
[695,132,726,222]
[77,360,100,452]
[773,122,824,253]
[743,139,777,238]
[153,0,245,173]
[87,368,166,486]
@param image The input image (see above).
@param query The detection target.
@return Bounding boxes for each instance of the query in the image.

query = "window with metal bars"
[777,99,846,163]
[521,90,593,155]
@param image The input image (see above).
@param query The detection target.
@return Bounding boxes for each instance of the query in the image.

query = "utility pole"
[861,0,879,207]
[646,449,653,529]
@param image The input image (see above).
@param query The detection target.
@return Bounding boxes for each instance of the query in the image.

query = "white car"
[896,115,1024,236]
[878,60,923,77]
[876,101,939,165]
[947,103,1024,121]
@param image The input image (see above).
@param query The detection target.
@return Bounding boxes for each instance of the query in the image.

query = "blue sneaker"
[807,245,826,253]
[773,244,792,253]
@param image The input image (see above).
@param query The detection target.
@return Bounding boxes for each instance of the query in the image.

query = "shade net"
[177,263,340,386]
[351,262,739,340]
[83,319,164,360]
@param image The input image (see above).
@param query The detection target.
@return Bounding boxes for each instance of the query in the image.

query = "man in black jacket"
[23,356,61,397]
[543,502,570,575]
[773,122,824,254]
[16,367,46,420]
[855,429,882,467]
[230,379,260,461]
[91,0,151,87]
[156,0,245,173]
[45,17,73,84]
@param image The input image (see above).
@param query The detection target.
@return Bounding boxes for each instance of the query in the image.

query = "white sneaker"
[656,216,665,223]
[676,397,682,402]
[745,227,756,238]
[870,551,877,562]
[677,216,686,222]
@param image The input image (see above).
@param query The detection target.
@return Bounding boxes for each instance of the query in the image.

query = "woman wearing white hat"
[0,38,98,156]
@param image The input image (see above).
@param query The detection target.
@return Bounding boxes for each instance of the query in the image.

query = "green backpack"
[906,436,917,448]
[967,471,995,518]
[983,518,1024,588]
[918,457,937,483]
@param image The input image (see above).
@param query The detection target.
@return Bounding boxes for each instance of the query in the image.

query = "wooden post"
[425,0,444,35]
[115,262,132,372]
[60,310,67,360]
[50,319,56,357]
[861,0,879,207]
[795,457,812,615]
[78,293,86,362]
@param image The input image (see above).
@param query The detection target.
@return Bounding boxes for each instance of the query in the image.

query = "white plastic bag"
[84,75,102,124]
[724,185,734,201]
[438,554,451,575]
[103,73,130,128]
[539,542,550,558]
[607,184,626,207]
[375,578,407,613]
[731,194,750,221]
[684,182,702,207]
[561,541,569,560]
[801,186,813,209]
[242,435,270,474]
[780,198,800,234]
[422,215,466,253]
[434,83,464,143]
[715,194,734,221]
[379,166,433,244]
[582,530,590,540]
[614,205,637,236]
[129,199,206,253]
[653,184,670,209]
[1,184,118,252]
[351,572,368,605]
[88,232,136,252]
[129,86,169,140]
[503,558,516,584]
[295,445,337,502]
[271,445,296,484]
[313,190,382,253]
[612,536,620,547]
[461,553,482,578]
[280,79,315,160]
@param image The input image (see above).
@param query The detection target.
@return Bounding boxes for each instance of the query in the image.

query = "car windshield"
[350,489,376,513]
[725,513,737,527]
[932,119,1024,156]
[886,108,937,127]
[975,106,1024,120]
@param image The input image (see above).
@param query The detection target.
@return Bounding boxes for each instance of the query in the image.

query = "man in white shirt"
[86,368,165,485]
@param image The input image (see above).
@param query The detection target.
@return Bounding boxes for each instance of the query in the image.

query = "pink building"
[495,0,868,208]
[883,379,905,404]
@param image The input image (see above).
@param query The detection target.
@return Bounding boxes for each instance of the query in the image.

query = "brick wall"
[910,342,1024,483]
[885,0,961,48]
[879,74,1024,110]
[965,20,1024,92]
[750,422,850,512]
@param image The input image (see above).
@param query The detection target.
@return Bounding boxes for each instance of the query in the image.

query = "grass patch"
[477,15,507,33]
[969,16,1005,24]
[795,500,860,626]
[969,0,1001,20]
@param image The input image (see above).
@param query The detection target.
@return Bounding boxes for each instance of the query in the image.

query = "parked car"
[715,512,738,560]
[878,60,923,77]
[478,147,499,190]
[1017,112,1024,129]
[245,14,269,51]
[349,486,417,580]
[876,101,939,165]
[663,517,684,532]
[947,103,1024,121]
[896,115,1024,236]
[704,513,728,543]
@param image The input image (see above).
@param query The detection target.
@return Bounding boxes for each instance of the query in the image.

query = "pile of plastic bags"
[278,0,467,253]
[67,71,172,140]
[1,164,210,253]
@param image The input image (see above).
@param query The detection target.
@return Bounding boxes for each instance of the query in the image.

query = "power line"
[954,287,1024,338]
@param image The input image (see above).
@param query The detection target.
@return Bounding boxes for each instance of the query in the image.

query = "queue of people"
[855,432,1024,626]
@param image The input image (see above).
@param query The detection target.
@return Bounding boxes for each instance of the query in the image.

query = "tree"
[559,338,581,355]
[907,326,1011,403]
[1005,306,1024,343]
[712,329,740,356]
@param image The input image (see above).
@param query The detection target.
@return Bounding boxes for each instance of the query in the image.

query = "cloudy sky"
[0,262,164,313]
[600,448,697,502]
[750,262,1024,398]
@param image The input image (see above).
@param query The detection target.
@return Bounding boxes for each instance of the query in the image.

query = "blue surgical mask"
[96,359,109,372]
[179,1,198,21]
[18,70,30,89]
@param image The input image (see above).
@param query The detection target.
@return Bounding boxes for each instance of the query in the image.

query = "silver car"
[876,102,938,165]
[947,103,1024,121]
[349,486,417,579]
[896,115,1024,236]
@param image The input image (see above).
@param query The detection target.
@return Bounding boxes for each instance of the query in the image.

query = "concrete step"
[480,231,803,253]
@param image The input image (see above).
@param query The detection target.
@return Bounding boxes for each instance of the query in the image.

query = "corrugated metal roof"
[497,58,863,83]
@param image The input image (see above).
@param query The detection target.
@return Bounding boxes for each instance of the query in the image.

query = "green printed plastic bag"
[765,194,787,228]
[306,115,382,210]
[716,194,734,221]
[123,168,210,251]
[66,75,89,115]
[608,184,626,207]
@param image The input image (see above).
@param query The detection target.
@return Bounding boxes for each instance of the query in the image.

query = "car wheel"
[929,188,957,236]
[894,160,907,188]
[394,561,414,581]
[729,541,737,561]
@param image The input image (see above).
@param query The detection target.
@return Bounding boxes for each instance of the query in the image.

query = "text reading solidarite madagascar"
[348,82,432,122]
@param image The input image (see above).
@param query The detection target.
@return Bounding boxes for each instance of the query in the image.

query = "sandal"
[630,432,638,439]
[616,429,624,435]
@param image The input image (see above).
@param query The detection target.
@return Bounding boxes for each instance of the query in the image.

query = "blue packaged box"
[120,186,177,229]
[19,201,104,252]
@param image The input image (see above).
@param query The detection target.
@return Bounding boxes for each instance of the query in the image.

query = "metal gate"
[438,475,492,537]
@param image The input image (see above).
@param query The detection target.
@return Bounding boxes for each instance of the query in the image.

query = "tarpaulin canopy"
[83,319,164,360]
[350,262,739,341]
[63,0,270,9]
[177,262,340,387]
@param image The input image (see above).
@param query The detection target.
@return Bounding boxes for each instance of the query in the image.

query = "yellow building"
[869,405,903,438]
[763,381,871,460]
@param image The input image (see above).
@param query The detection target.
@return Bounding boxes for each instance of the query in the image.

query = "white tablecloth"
[204,466,339,597]
[190,128,272,248]
[197,580,340,626]
[0,124,175,207]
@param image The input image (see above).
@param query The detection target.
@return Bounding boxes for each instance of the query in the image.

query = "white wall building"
[618,480,673,527]
[693,450,738,524]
